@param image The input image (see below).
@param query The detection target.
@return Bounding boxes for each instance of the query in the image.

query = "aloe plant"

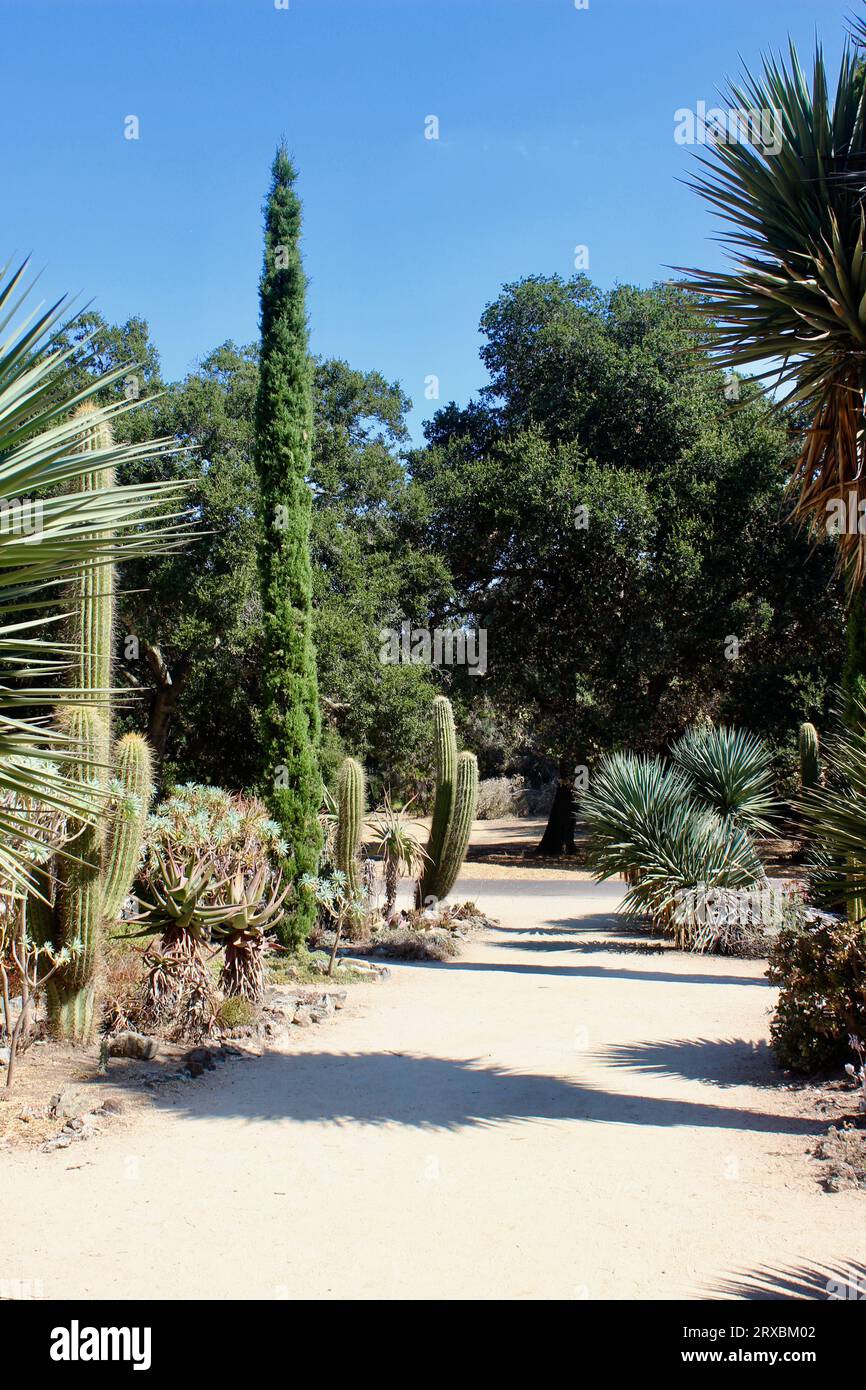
[206,867,289,1002]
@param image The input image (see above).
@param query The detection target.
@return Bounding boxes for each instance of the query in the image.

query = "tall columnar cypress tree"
[253,144,322,941]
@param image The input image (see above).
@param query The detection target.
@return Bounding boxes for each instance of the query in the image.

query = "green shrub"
[768,913,866,1073]
[142,784,285,887]
[217,995,259,1031]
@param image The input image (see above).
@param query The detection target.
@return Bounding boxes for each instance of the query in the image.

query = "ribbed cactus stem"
[48,404,119,1042]
[102,733,153,922]
[69,402,116,708]
[799,721,820,791]
[417,695,457,904]
[425,751,478,904]
[335,756,365,902]
[51,705,108,1042]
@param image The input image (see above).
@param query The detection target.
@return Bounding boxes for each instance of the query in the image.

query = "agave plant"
[0,260,188,901]
[369,794,429,919]
[670,725,778,832]
[680,39,866,589]
[128,852,230,1037]
[204,867,289,1002]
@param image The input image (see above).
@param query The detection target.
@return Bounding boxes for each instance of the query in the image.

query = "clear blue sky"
[0,0,854,440]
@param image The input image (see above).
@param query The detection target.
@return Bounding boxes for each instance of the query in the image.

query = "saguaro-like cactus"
[799,721,821,792]
[416,697,477,906]
[335,756,365,902]
[31,405,154,1043]
[434,751,478,902]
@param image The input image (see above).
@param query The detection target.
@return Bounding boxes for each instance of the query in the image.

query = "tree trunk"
[535,759,576,855]
[144,649,191,762]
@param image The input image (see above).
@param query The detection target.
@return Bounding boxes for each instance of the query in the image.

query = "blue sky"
[0,0,854,440]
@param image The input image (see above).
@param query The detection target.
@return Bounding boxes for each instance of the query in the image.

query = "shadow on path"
[707,1259,866,1300]
[448,958,770,987]
[595,1037,781,1089]
[160,1051,819,1136]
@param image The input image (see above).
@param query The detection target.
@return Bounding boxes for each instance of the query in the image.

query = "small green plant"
[217,995,258,1031]
[299,871,364,976]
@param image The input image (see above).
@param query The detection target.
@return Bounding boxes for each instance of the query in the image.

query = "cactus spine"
[799,721,820,791]
[33,405,154,1043]
[416,697,476,906]
[335,756,365,902]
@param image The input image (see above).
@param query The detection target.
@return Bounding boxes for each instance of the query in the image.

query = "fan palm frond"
[679,39,866,587]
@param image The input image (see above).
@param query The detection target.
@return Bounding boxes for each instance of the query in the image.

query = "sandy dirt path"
[2,865,863,1301]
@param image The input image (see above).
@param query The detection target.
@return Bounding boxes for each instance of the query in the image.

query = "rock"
[107,1031,159,1061]
[330,991,348,1010]
[39,1135,72,1153]
[99,1097,125,1116]
[293,1006,314,1027]
[50,1086,95,1122]
[180,1047,218,1077]
[0,1047,10,1068]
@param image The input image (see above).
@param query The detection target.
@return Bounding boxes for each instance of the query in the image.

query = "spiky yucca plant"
[581,750,766,946]
[370,795,429,919]
[0,260,187,907]
[680,39,866,590]
[670,725,778,832]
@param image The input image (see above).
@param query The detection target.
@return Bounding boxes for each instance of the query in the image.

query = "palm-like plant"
[670,725,779,832]
[680,39,866,587]
[0,260,187,900]
[581,750,766,946]
[369,794,429,919]
[128,852,229,1035]
[205,867,289,1002]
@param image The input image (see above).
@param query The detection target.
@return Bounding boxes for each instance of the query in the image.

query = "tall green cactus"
[417,696,457,905]
[416,697,477,907]
[31,405,154,1043]
[335,756,365,902]
[799,721,820,792]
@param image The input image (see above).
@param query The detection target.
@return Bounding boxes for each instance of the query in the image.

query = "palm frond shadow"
[709,1260,866,1300]
[596,1036,782,1089]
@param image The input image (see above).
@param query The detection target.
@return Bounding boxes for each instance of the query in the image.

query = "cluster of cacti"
[28,405,154,1043]
[799,721,821,792]
[416,696,478,907]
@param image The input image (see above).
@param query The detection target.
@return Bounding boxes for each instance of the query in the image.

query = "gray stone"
[50,1086,95,1121]
[293,1005,314,1027]
[0,1047,10,1068]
